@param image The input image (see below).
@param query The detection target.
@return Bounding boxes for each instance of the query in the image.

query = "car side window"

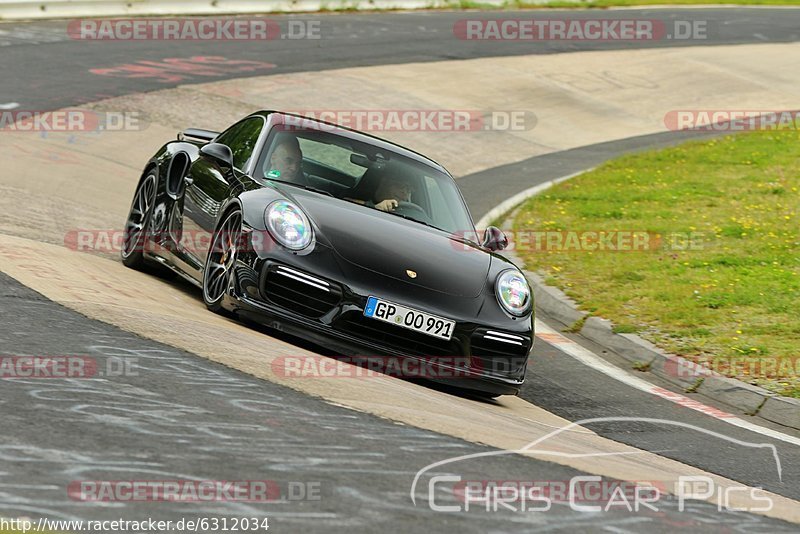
[215,117,265,172]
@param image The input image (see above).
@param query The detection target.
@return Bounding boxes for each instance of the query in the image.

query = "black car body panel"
[125,111,534,396]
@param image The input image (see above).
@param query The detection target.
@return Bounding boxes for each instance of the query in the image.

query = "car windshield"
[255,129,475,235]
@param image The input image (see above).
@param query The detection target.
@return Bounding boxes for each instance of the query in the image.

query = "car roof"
[248,110,450,176]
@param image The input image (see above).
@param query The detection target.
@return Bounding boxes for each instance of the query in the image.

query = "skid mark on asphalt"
[6,292,789,531]
[0,324,469,526]
[1,234,800,524]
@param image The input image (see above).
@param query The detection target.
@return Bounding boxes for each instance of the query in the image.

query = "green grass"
[513,128,800,398]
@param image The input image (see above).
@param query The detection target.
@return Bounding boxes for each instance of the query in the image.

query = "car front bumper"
[223,254,532,396]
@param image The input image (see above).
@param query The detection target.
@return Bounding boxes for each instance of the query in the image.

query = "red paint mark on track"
[536,332,570,344]
[650,386,736,419]
[89,56,276,83]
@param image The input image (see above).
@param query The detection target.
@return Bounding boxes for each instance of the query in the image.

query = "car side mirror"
[482,226,508,251]
[200,142,234,168]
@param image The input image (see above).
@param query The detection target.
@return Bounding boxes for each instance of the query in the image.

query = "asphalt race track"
[2,8,800,532]
[2,9,800,111]
[4,273,796,531]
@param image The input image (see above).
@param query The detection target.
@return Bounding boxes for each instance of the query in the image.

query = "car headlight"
[265,200,313,250]
[495,269,531,316]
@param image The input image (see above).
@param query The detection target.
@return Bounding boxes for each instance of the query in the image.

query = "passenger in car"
[265,135,306,184]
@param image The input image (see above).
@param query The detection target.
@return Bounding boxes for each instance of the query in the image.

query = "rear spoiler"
[178,128,219,142]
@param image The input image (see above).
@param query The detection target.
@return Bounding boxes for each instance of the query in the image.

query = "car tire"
[121,172,157,270]
[203,208,242,314]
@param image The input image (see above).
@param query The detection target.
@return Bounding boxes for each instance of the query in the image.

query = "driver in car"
[265,135,306,184]
[366,174,416,212]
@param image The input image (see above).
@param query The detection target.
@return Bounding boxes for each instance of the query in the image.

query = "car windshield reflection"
[257,130,474,235]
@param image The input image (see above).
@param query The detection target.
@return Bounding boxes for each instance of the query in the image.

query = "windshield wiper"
[388,211,446,233]
[270,179,334,198]
[339,197,449,233]
[302,185,334,197]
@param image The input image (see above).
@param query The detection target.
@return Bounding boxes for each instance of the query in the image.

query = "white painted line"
[475,169,593,231]
[534,319,800,447]
[482,166,800,446]
[0,103,20,110]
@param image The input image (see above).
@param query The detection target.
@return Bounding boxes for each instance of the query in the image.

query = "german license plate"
[363,296,455,340]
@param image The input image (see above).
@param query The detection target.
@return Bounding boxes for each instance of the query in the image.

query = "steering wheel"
[394,201,434,226]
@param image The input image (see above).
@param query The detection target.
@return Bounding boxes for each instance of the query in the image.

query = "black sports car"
[122,111,533,396]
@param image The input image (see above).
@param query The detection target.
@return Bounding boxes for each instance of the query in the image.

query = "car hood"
[280,186,490,298]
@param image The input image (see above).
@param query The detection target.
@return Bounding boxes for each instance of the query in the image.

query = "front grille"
[470,329,531,376]
[263,265,341,319]
[337,312,461,358]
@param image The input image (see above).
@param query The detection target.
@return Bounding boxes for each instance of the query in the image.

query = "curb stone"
[759,396,800,430]
[528,270,588,329]
[497,176,800,432]
[697,375,775,415]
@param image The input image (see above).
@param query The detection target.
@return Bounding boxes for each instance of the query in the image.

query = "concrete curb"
[497,173,800,432]
[527,270,586,329]
[759,396,800,430]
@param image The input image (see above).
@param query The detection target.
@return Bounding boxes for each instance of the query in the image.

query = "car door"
[179,116,265,276]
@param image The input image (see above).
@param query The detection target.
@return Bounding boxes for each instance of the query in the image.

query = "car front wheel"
[203,208,242,314]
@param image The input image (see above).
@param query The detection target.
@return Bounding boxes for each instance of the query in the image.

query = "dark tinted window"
[215,117,264,171]
[255,129,474,235]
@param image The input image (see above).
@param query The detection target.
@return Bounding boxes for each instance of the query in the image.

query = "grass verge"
[513,128,800,397]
